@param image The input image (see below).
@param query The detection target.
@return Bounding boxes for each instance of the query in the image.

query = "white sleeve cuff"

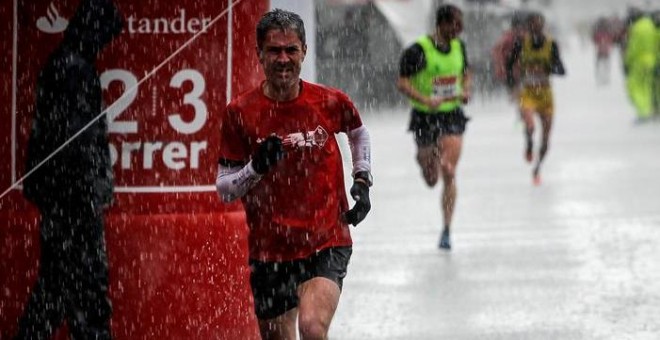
[215,161,262,202]
[347,125,371,175]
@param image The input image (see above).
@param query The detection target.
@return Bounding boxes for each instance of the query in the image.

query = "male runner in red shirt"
[216,9,372,340]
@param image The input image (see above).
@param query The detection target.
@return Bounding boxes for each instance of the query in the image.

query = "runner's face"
[529,17,544,35]
[258,29,306,92]
[451,14,463,38]
[439,14,463,40]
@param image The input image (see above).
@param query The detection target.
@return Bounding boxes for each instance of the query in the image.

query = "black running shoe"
[439,229,451,250]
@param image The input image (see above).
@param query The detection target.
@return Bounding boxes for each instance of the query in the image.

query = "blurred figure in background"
[652,10,660,116]
[492,11,528,94]
[623,7,657,122]
[396,4,471,250]
[16,0,122,339]
[506,12,565,186]
[492,11,528,127]
[592,16,614,85]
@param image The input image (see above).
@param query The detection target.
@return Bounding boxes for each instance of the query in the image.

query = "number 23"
[100,69,207,135]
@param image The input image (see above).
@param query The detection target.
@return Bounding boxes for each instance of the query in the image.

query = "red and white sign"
[3,0,267,213]
[14,1,219,192]
[1,1,268,338]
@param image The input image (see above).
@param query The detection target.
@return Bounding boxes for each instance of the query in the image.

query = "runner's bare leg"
[297,277,341,340]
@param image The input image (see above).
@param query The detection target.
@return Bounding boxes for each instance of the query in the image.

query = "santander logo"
[36,2,69,34]
[126,9,212,34]
[36,5,211,36]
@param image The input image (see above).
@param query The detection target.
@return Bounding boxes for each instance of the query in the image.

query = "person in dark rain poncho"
[216,9,372,340]
[17,0,123,338]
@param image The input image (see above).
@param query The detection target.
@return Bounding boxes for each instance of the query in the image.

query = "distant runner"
[592,17,614,84]
[506,12,566,185]
[397,4,472,250]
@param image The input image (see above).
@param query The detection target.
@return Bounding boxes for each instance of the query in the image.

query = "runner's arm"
[397,43,432,105]
[550,41,566,75]
[216,159,263,202]
[462,70,473,103]
[506,40,522,89]
[345,125,372,225]
[460,40,472,102]
[397,77,428,104]
[347,125,371,177]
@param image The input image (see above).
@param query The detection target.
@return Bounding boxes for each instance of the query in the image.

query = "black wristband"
[354,171,373,187]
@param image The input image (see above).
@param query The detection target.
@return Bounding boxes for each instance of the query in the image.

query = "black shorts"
[250,246,352,320]
[408,108,469,147]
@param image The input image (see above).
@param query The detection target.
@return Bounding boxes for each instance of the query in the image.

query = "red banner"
[1,1,267,338]
[0,1,15,202]
[11,0,258,213]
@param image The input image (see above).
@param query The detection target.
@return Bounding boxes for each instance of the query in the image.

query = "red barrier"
[1,1,267,338]
[1,208,256,339]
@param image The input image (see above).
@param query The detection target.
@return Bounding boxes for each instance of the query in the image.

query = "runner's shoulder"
[303,80,353,104]
[227,86,264,112]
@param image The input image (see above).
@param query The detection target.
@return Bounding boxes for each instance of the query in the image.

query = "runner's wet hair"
[256,8,306,50]
[436,4,461,26]
[527,12,545,27]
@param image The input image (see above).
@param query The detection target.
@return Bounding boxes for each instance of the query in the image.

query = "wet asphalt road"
[331,43,660,340]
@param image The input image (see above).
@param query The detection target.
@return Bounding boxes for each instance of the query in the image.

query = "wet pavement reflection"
[332,41,660,340]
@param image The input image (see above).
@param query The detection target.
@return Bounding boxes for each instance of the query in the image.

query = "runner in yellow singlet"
[506,12,565,185]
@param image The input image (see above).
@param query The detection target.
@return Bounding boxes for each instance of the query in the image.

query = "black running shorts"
[408,108,469,146]
[250,246,352,320]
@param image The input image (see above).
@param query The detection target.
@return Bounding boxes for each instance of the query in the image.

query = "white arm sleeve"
[215,161,263,202]
[347,125,371,175]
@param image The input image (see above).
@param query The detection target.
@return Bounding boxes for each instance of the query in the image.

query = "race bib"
[432,76,459,100]
[522,65,549,86]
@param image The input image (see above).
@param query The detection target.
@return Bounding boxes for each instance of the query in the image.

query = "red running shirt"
[219,81,363,261]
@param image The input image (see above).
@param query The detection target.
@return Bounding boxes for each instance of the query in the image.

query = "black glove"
[252,135,284,174]
[343,180,371,226]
